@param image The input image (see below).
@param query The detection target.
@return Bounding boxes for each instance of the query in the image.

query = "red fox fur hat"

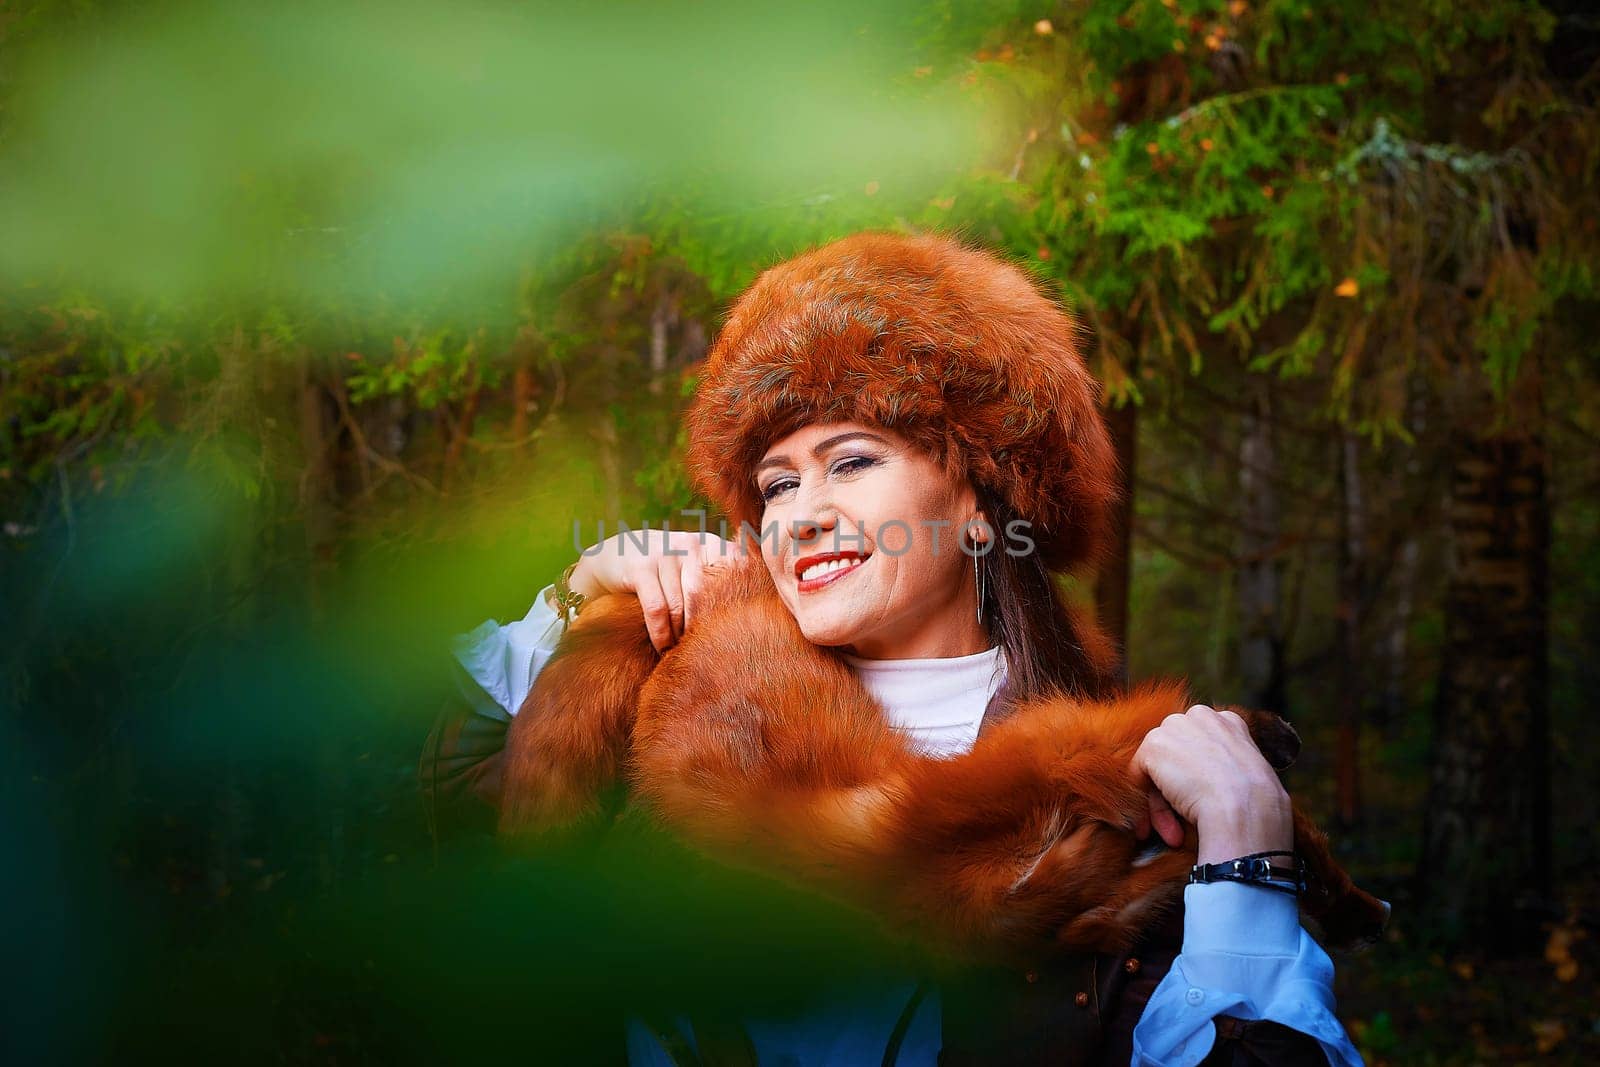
[683,230,1120,573]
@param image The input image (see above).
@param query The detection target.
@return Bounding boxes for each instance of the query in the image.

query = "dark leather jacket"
[420,701,1333,1066]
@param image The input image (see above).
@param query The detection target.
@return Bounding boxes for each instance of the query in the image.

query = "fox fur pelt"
[499,557,1390,961]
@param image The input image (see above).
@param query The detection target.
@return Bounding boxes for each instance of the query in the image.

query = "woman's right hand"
[562,530,748,652]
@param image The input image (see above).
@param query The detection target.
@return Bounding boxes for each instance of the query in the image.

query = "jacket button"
[1074,991,1090,1008]
[1124,957,1141,974]
[1024,971,1038,984]
[1185,987,1205,1005]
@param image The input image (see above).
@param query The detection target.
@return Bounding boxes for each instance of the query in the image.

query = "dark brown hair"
[973,486,1122,721]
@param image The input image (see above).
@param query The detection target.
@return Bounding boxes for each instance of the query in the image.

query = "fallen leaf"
[1335,277,1360,298]
[1531,1018,1567,1055]
[1544,919,1585,982]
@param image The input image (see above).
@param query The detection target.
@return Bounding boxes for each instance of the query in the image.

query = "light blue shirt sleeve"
[449,583,565,720]
[1131,882,1364,1066]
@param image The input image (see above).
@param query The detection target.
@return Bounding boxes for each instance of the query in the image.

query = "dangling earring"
[971,529,986,626]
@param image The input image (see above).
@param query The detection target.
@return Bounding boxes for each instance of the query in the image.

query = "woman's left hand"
[1129,704,1294,865]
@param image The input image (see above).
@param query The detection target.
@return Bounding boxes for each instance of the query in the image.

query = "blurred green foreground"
[4,1,1599,1063]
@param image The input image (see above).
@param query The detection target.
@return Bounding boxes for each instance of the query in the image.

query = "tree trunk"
[1379,384,1429,729]
[1237,383,1286,712]
[208,329,265,903]
[595,343,625,521]
[648,290,673,395]
[440,386,479,493]
[297,355,349,888]
[298,358,339,590]
[679,315,708,367]
[511,364,538,444]
[1094,399,1136,689]
[1419,390,1551,952]
[1335,431,1364,828]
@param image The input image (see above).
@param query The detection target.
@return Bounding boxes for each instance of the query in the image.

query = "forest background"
[3,1,1598,1063]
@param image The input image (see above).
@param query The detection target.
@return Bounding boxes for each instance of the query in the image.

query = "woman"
[427,231,1366,1066]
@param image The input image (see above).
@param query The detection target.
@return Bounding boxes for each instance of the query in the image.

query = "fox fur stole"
[498,558,1389,961]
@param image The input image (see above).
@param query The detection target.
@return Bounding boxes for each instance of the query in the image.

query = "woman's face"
[752,419,991,659]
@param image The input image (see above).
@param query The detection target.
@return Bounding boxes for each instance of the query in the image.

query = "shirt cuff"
[1182,880,1302,959]
[449,584,564,719]
[1130,883,1363,1067]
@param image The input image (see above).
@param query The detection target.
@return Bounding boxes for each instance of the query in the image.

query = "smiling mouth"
[796,552,869,592]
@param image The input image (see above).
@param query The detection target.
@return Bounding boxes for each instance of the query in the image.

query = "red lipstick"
[794,550,869,593]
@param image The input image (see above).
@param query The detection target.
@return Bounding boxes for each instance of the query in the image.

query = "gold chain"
[552,558,588,624]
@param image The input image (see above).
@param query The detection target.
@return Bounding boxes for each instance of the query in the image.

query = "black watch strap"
[1189,850,1306,896]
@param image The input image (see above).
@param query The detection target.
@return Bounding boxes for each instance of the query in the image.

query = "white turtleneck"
[838,645,1006,759]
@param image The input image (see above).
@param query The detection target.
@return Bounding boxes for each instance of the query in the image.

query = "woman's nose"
[792,511,833,543]
[790,495,839,546]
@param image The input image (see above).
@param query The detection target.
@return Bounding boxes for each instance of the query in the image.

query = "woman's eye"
[832,456,876,477]
[760,458,874,503]
[760,477,797,503]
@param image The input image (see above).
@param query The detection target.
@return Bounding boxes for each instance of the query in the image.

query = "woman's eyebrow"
[754,431,887,476]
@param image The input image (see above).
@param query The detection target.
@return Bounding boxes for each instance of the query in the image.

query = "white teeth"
[800,557,864,582]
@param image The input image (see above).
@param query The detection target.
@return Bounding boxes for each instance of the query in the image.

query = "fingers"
[1213,706,1251,738]
[1149,792,1184,848]
[683,531,749,635]
[1136,701,1289,837]
[1128,741,1186,846]
[612,528,748,652]
[637,573,677,653]
[1131,708,1205,841]
[680,539,704,635]
[658,553,687,642]
[633,538,679,653]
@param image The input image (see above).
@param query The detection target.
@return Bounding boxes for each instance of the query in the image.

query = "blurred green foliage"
[3,0,1598,1062]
